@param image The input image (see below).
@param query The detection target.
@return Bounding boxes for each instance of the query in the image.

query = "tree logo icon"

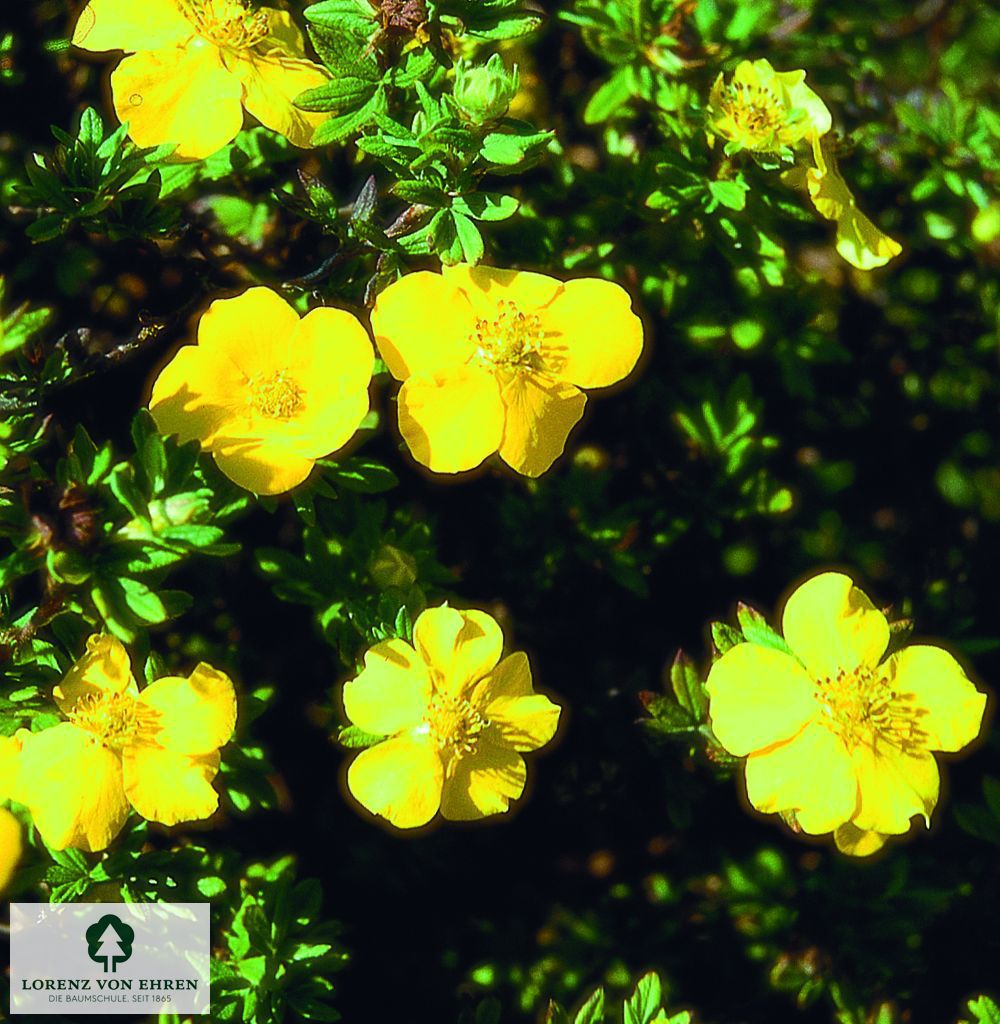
[85,914,135,973]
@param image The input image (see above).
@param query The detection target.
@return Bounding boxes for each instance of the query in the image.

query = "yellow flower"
[149,287,375,495]
[706,572,987,856]
[707,58,832,154]
[343,605,561,828]
[371,265,644,476]
[806,134,903,270]
[71,0,330,159]
[0,736,23,892]
[14,634,237,852]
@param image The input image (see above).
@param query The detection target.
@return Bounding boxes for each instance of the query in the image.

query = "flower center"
[813,666,927,752]
[248,371,304,420]
[177,0,269,49]
[425,693,490,762]
[470,299,544,372]
[717,83,790,149]
[67,691,142,750]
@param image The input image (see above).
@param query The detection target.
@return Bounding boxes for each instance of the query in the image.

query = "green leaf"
[338,725,388,749]
[710,621,743,655]
[708,179,748,211]
[452,212,485,264]
[669,651,707,720]
[584,68,636,124]
[574,987,606,1024]
[624,974,662,1024]
[452,192,520,221]
[735,603,796,658]
[967,996,1000,1024]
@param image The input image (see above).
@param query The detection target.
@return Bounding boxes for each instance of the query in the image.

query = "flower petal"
[137,664,237,755]
[53,633,138,714]
[111,43,245,160]
[475,651,533,703]
[398,366,505,474]
[538,278,644,389]
[72,0,193,53]
[443,264,563,319]
[233,46,331,148]
[371,272,478,379]
[196,287,301,379]
[343,639,431,736]
[440,739,527,820]
[0,808,23,892]
[413,606,504,697]
[884,645,987,753]
[497,370,586,477]
[17,724,129,852]
[212,437,316,495]
[284,306,374,458]
[781,572,889,680]
[745,721,857,834]
[347,734,443,828]
[833,821,888,856]
[122,744,222,825]
[850,743,940,835]
[0,734,21,798]
[486,694,561,752]
[806,137,902,270]
[705,642,818,757]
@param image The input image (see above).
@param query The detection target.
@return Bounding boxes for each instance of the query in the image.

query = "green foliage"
[543,972,691,1024]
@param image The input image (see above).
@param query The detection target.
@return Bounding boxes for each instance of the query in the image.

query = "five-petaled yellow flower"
[0,736,22,891]
[707,58,832,155]
[72,0,330,159]
[371,265,644,476]
[149,287,375,495]
[343,605,562,828]
[14,634,237,852]
[706,572,987,856]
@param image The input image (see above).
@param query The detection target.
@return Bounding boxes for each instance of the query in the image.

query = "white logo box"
[10,902,210,1015]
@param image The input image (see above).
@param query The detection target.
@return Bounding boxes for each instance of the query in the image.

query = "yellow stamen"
[425,693,490,762]
[248,371,304,420]
[67,691,157,751]
[177,0,269,49]
[814,667,927,752]
[717,83,793,149]
[470,299,544,372]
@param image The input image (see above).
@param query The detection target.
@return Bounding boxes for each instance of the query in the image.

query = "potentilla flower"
[370,265,644,476]
[0,736,22,891]
[343,605,562,828]
[71,0,331,159]
[14,634,237,852]
[149,287,375,495]
[805,134,903,270]
[707,58,832,154]
[706,572,987,856]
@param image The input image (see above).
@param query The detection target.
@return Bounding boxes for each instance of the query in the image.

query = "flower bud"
[454,54,519,123]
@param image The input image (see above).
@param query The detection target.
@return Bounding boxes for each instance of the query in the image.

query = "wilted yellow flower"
[149,287,374,495]
[343,605,561,828]
[707,58,831,154]
[706,572,987,856]
[0,736,23,891]
[371,265,644,476]
[72,0,330,159]
[15,634,237,852]
[806,135,903,270]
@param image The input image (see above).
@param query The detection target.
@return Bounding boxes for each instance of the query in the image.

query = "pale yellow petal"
[0,808,22,893]
[212,437,316,495]
[439,739,527,820]
[137,664,237,755]
[850,743,939,835]
[397,367,505,474]
[443,264,563,319]
[72,0,194,53]
[0,735,21,798]
[18,724,129,852]
[486,694,561,752]
[781,572,889,679]
[474,651,533,703]
[343,639,431,736]
[538,278,644,389]
[885,645,986,753]
[196,287,301,379]
[497,370,587,477]
[371,272,478,379]
[705,643,818,757]
[111,43,245,160]
[53,633,138,714]
[744,721,857,834]
[122,744,222,825]
[833,820,889,857]
[347,734,443,828]
[232,46,331,148]
[413,606,504,696]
